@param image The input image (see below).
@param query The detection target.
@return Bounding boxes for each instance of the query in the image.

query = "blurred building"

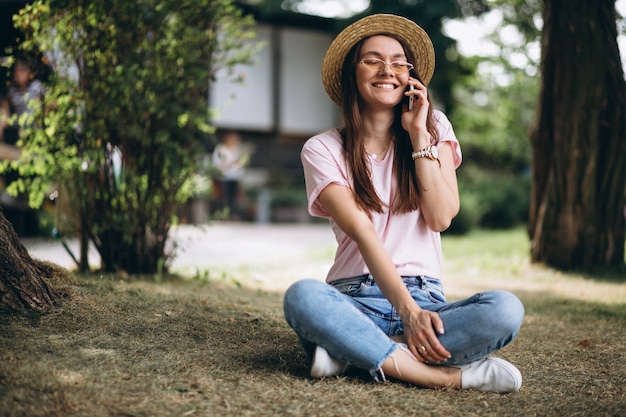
[209,4,339,222]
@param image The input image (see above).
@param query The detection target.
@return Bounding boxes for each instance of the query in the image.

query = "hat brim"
[321,14,435,107]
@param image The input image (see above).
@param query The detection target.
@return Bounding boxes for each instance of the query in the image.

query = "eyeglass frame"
[359,57,414,75]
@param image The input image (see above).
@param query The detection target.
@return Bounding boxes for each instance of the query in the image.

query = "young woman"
[283,14,525,393]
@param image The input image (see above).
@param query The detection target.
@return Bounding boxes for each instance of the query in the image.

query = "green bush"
[447,165,530,234]
[5,0,259,273]
[477,174,530,229]
[447,189,481,234]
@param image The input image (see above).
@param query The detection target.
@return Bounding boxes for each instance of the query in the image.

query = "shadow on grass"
[576,264,626,284]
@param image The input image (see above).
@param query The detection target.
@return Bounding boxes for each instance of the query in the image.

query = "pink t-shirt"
[301,110,462,283]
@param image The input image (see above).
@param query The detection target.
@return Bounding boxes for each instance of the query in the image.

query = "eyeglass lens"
[360,58,412,74]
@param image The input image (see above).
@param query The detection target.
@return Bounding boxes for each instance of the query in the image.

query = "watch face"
[430,145,438,159]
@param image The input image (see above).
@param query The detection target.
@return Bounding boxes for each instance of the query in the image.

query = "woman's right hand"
[401,78,430,147]
[317,183,452,363]
[400,306,451,363]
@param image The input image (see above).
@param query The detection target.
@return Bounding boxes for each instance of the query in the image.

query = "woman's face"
[13,64,33,88]
[355,35,411,110]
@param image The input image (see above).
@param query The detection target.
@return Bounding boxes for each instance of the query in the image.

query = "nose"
[379,62,395,75]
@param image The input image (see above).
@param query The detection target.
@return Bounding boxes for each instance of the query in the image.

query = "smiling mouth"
[372,83,397,90]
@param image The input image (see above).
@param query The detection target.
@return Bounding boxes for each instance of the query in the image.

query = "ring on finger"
[419,345,426,354]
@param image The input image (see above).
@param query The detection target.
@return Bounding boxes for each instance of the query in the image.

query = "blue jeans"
[283,276,524,378]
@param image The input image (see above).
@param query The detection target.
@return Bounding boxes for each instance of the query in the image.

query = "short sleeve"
[300,130,350,218]
[434,110,462,169]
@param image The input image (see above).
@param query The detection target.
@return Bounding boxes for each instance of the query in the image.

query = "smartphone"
[407,85,414,111]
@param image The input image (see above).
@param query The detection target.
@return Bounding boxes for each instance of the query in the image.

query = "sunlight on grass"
[442,227,530,275]
[171,243,337,291]
[441,227,626,304]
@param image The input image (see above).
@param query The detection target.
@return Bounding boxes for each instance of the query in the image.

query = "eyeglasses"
[359,58,414,74]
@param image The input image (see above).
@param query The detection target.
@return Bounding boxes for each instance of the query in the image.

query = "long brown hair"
[339,35,439,214]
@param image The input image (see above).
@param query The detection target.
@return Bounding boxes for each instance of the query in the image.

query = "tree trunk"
[528,0,626,270]
[0,207,71,312]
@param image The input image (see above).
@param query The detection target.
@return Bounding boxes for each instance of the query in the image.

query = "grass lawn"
[1,227,625,416]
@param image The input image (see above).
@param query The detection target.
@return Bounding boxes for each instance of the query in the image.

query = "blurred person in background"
[0,56,45,146]
[212,130,249,219]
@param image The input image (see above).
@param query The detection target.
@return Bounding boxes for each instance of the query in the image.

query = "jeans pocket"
[333,282,364,295]
[424,279,446,303]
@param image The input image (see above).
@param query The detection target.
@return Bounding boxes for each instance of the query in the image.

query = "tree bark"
[0,207,71,312]
[528,0,626,270]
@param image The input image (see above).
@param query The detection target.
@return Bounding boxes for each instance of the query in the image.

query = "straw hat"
[321,14,435,106]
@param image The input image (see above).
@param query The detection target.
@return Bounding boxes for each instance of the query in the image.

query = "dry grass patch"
[2,227,626,416]
[1,275,625,417]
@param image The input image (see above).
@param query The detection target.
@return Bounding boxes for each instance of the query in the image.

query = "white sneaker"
[456,357,522,393]
[310,345,348,378]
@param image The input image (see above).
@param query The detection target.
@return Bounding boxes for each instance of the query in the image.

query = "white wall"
[279,27,338,134]
[210,24,339,135]
[210,26,274,131]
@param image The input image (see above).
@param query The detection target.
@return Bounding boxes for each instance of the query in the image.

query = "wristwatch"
[411,145,440,166]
